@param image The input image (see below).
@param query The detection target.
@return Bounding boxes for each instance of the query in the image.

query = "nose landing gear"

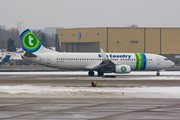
[156,71,160,76]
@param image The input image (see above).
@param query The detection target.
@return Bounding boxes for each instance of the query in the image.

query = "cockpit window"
[164,58,168,61]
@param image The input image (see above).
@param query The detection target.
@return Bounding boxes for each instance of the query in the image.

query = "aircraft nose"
[169,61,175,67]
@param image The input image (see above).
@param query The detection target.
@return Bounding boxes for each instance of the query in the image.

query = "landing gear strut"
[98,70,104,76]
[156,70,160,76]
[88,70,94,76]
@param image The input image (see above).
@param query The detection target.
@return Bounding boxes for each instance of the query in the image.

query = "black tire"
[157,72,160,76]
[98,70,104,76]
[88,70,94,76]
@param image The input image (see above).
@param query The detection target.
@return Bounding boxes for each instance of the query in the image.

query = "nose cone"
[169,61,175,67]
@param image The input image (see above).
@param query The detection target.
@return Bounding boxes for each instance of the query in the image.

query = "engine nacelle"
[115,65,131,73]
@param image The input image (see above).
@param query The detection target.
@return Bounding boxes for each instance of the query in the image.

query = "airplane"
[17,22,174,76]
[0,54,11,66]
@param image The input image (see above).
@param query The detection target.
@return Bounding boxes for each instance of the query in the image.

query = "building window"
[78,32,81,39]
[72,34,74,36]
[175,60,179,65]
[61,34,63,36]
[117,41,119,43]
[130,40,138,44]
[97,33,99,35]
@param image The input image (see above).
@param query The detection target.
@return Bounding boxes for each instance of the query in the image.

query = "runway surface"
[1,71,180,119]
[1,98,180,120]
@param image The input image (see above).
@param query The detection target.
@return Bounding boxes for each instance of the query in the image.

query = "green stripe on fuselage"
[135,53,139,70]
[137,53,141,70]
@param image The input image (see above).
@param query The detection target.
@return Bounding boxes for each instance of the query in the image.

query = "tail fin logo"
[20,29,41,52]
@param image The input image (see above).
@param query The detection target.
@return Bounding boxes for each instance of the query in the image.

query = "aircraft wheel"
[156,71,160,76]
[92,81,97,87]
[98,70,104,76]
[88,70,94,76]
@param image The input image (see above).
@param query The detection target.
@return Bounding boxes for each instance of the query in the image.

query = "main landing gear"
[88,70,104,76]
[156,70,160,76]
[88,70,94,76]
[98,70,104,76]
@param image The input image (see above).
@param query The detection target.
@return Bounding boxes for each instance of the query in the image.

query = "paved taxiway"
[1,71,180,119]
[1,72,180,87]
[1,75,180,87]
[1,98,180,120]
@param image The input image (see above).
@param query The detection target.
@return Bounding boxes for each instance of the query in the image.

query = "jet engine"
[115,65,131,73]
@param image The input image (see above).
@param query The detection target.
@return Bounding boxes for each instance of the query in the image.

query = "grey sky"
[0,0,180,29]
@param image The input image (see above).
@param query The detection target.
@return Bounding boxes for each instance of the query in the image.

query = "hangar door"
[61,42,99,52]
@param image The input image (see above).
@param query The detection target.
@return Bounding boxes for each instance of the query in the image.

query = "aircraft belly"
[146,61,156,70]
[50,61,96,70]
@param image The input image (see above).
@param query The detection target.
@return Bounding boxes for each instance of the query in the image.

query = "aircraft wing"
[85,49,115,71]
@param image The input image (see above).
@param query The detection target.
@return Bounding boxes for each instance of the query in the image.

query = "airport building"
[56,27,180,65]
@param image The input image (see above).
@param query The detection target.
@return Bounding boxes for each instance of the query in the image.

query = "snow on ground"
[0,85,180,98]
[0,71,180,98]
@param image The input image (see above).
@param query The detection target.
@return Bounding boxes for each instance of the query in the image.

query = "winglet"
[100,49,108,60]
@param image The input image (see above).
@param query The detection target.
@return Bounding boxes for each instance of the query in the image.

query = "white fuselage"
[23,52,174,72]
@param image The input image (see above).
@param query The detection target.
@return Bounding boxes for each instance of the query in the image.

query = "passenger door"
[157,57,160,65]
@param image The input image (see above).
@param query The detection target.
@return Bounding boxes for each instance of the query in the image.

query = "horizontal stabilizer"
[1,55,11,64]
[23,51,37,57]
